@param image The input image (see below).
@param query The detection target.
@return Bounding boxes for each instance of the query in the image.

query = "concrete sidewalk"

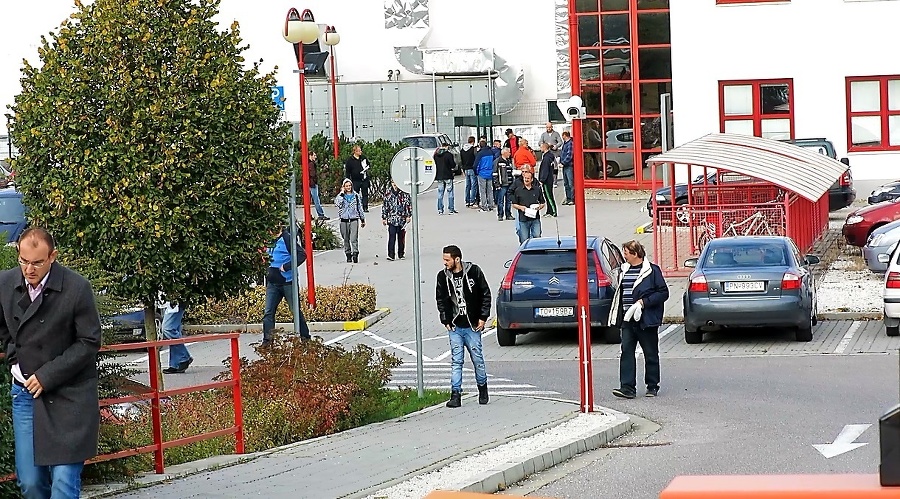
[86,396,630,499]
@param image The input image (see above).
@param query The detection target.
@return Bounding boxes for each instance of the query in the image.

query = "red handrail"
[1,332,244,481]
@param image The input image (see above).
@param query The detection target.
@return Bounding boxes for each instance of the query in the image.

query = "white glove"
[633,304,643,322]
[624,302,641,322]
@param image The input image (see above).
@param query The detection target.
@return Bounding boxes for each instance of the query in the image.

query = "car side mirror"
[504,259,512,269]
[804,255,821,265]
[879,253,891,264]
[684,258,698,268]
[840,157,850,166]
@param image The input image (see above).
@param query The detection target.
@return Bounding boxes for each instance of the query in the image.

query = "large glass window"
[846,76,900,151]
[719,79,794,140]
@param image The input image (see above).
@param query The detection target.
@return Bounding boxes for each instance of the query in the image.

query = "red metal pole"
[568,0,593,413]
[230,337,245,454]
[298,42,316,307]
[330,43,339,160]
[147,345,165,474]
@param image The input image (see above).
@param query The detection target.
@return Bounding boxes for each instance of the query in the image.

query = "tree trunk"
[144,302,163,389]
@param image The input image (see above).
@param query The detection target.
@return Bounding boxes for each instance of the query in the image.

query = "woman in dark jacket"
[607,240,669,398]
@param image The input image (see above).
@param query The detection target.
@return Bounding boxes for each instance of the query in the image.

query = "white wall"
[0,0,559,135]
[670,0,900,181]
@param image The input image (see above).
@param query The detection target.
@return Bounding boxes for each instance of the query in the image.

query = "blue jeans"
[448,326,487,392]
[464,170,479,205]
[619,322,660,394]
[562,165,575,202]
[11,384,84,499]
[517,218,542,244]
[310,185,326,218]
[495,186,512,218]
[262,282,310,341]
[437,179,455,212]
[162,306,191,369]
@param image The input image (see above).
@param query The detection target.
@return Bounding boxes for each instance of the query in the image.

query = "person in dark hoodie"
[344,145,370,212]
[538,142,558,217]
[492,147,516,222]
[436,245,492,408]
[461,136,479,208]
[473,140,496,212]
[434,145,458,215]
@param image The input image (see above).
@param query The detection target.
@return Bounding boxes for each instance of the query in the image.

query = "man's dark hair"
[493,139,502,146]
[562,131,571,138]
[479,140,487,148]
[622,240,646,259]
[443,245,462,261]
[19,227,56,252]
[468,136,476,144]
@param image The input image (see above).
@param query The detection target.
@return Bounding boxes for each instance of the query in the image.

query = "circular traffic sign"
[390,146,437,194]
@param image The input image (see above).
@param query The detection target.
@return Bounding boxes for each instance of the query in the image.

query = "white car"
[883,245,900,336]
[605,129,636,177]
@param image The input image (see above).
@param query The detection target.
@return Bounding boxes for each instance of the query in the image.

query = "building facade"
[670,0,900,181]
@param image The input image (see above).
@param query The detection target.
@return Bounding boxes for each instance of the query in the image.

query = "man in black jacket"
[460,136,479,207]
[435,245,491,408]
[434,146,457,214]
[344,145,370,212]
[538,142,558,217]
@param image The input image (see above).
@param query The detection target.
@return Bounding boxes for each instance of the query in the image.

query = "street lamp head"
[324,25,340,46]
[283,8,319,45]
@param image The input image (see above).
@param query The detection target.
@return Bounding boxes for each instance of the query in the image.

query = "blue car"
[0,187,27,243]
[682,236,820,344]
[495,236,623,346]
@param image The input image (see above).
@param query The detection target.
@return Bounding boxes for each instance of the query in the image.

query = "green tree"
[8,0,290,338]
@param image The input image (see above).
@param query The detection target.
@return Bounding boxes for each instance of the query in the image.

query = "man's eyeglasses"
[17,259,48,269]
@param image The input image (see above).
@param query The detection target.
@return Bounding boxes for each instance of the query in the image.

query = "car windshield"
[402,137,438,149]
[516,250,595,274]
[703,243,792,268]
[0,197,25,223]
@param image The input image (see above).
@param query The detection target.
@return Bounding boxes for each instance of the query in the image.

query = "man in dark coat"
[344,144,370,212]
[0,227,102,498]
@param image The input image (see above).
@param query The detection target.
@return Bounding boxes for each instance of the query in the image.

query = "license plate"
[132,328,143,336]
[724,281,765,292]
[535,307,574,318]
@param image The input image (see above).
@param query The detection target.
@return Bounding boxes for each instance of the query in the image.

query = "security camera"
[558,95,586,122]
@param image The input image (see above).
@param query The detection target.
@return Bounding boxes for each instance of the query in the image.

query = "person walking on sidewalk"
[308,151,329,220]
[1,227,102,499]
[559,131,575,205]
[461,136,479,208]
[381,180,412,261]
[538,142,558,218]
[434,145,458,215]
[474,140,495,212]
[492,147,516,222]
[161,302,193,374]
[262,226,312,347]
[435,245,492,408]
[335,179,366,263]
[344,145,370,212]
[607,240,669,399]
[510,170,545,244]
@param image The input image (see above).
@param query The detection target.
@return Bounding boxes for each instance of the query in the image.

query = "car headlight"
[655,195,667,202]
[846,215,864,225]
[869,234,885,247]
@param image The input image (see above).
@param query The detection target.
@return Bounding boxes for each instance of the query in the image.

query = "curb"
[183,308,391,334]
[663,314,882,324]
[450,409,631,494]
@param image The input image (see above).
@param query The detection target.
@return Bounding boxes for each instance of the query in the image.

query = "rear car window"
[703,243,792,268]
[402,137,438,149]
[515,250,595,274]
[0,197,25,223]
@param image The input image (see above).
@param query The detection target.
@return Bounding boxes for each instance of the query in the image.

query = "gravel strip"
[818,255,882,313]
[365,412,619,499]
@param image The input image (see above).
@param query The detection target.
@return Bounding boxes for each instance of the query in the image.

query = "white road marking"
[813,424,871,458]
[323,331,359,346]
[833,321,861,354]
[396,335,449,346]
[126,341,198,366]
[659,324,678,339]
[362,331,432,361]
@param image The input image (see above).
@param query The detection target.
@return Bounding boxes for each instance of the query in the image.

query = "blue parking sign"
[271,86,285,111]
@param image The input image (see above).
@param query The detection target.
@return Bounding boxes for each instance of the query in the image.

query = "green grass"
[365,388,449,423]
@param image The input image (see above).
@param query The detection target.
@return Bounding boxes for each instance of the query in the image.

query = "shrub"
[300,219,341,251]
[186,284,376,324]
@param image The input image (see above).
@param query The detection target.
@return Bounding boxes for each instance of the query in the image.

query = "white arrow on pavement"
[813,424,872,458]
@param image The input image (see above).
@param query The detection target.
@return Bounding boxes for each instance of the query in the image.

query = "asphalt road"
[495,350,898,498]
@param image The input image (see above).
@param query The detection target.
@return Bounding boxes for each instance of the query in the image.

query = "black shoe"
[319,215,330,221]
[646,387,659,397]
[446,390,462,408]
[399,255,405,260]
[346,254,352,263]
[498,216,504,222]
[363,209,369,213]
[386,256,395,261]
[258,339,273,349]
[612,388,636,399]
[478,384,489,405]
[163,357,192,374]
[352,253,359,263]
[505,216,515,221]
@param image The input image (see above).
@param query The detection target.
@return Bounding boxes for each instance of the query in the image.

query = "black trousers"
[619,321,660,394]
[352,180,369,210]
[387,224,406,258]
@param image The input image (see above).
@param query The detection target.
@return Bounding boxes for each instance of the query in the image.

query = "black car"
[106,308,162,343]
[868,180,900,205]
[495,236,623,346]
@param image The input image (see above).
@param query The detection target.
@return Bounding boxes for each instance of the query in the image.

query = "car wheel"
[887,325,900,337]
[497,326,516,346]
[796,312,814,342]
[606,161,620,177]
[675,200,690,225]
[684,326,703,344]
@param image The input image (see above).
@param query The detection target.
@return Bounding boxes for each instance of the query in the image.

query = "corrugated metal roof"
[646,133,848,202]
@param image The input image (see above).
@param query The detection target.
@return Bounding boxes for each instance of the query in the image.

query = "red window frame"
[845,75,900,152]
[718,79,795,140]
